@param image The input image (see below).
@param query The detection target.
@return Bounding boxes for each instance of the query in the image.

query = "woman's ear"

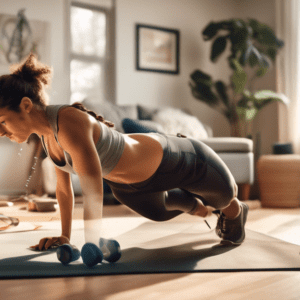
[20,97,34,113]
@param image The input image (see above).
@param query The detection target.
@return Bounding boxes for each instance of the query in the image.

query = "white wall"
[115,0,238,137]
[0,0,70,105]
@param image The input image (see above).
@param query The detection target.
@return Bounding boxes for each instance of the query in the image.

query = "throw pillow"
[122,118,165,134]
[152,108,208,139]
[81,98,138,133]
[137,105,159,120]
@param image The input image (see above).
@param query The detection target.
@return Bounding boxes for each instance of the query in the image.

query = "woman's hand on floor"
[30,235,70,251]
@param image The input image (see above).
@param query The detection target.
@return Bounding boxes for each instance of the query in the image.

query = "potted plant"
[189,18,289,138]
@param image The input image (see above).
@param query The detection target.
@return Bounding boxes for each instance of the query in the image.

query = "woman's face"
[0,98,33,143]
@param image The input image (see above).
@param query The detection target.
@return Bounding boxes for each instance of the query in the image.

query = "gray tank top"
[40,104,125,176]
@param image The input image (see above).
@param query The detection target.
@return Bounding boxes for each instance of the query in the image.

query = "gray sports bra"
[40,104,125,176]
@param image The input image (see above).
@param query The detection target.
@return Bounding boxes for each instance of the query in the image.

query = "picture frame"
[0,12,49,75]
[136,24,180,75]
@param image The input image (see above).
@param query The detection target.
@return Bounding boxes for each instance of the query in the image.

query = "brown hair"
[0,53,114,128]
[0,53,52,112]
[71,102,115,129]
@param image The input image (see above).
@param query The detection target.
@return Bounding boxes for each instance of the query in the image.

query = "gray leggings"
[104,133,236,222]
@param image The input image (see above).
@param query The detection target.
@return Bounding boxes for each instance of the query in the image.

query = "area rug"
[1,216,300,279]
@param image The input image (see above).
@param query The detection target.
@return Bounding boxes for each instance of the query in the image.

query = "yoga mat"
[1,216,300,279]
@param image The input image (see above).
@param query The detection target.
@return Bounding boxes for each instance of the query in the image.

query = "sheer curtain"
[276,0,300,154]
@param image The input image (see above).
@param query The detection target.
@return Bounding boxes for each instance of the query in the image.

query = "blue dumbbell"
[81,242,104,268]
[81,239,121,268]
[99,238,121,263]
[57,244,81,265]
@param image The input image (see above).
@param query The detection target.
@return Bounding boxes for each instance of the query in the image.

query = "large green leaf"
[266,47,277,62]
[250,45,263,64]
[230,19,249,49]
[231,59,247,94]
[237,106,258,121]
[202,21,233,41]
[248,51,259,67]
[211,36,227,62]
[256,24,278,46]
[253,90,290,109]
[256,47,274,65]
[243,42,262,68]
[228,54,238,70]
[189,82,219,106]
[190,70,213,86]
[242,89,252,98]
[239,41,253,66]
[256,65,268,77]
[276,39,284,49]
[237,92,258,121]
[202,22,220,41]
[190,70,219,104]
[215,81,230,107]
[249,19,284,51]
[248,19,262,40]
[261,54,270,68]
[237,96,250,108]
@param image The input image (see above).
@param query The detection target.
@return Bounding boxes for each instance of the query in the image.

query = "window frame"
[67,0,115,104]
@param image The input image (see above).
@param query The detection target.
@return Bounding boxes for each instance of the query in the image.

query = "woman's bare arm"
[55,167,74,240]
[29,167,74,250]
[57,107,104,245]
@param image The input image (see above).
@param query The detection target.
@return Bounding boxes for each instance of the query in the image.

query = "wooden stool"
[257,154,300,208]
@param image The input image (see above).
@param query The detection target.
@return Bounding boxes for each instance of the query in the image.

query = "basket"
[257,154,300,208]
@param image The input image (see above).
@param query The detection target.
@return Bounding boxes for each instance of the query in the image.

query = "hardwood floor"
[1,199,300,300]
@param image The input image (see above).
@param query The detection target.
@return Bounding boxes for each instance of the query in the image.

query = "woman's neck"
[30,107,53,139]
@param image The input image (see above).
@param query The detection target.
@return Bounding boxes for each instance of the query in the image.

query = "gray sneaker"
[215,202,249,245]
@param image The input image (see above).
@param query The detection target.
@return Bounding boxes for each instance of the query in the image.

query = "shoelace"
[214,211,229,235]
[219,214,228,234]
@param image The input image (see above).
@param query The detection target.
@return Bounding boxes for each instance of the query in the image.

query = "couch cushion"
[218,152,254,184]
[152,107,208,139]
[200,137,253,153]
[82,98,138,133]
[122,118,165,134]
[137,105,159,120]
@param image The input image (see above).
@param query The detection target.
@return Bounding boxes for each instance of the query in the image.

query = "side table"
[257,154,300,208]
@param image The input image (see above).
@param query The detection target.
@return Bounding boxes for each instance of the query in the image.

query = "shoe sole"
[220,203,249,246]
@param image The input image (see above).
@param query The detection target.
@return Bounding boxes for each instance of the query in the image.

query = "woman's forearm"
[79,174,104,245]
[56,189,74,240]
[83,193,104,245]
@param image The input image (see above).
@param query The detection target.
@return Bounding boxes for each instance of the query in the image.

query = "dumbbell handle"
[99,238,121,263]
[100,244,111,259]
[99,244,117,259]
[57,244,80,265]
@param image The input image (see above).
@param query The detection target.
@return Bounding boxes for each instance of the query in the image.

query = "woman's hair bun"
[9,53,53,88]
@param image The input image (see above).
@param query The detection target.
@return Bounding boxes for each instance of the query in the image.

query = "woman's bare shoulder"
[58,106,85,119]
[58,106,97,129]
[57,106,102,147]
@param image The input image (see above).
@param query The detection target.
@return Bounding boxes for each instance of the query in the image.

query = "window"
[69,2,114,104]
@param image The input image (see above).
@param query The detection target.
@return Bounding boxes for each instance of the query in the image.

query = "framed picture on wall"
[136,24,180,75]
